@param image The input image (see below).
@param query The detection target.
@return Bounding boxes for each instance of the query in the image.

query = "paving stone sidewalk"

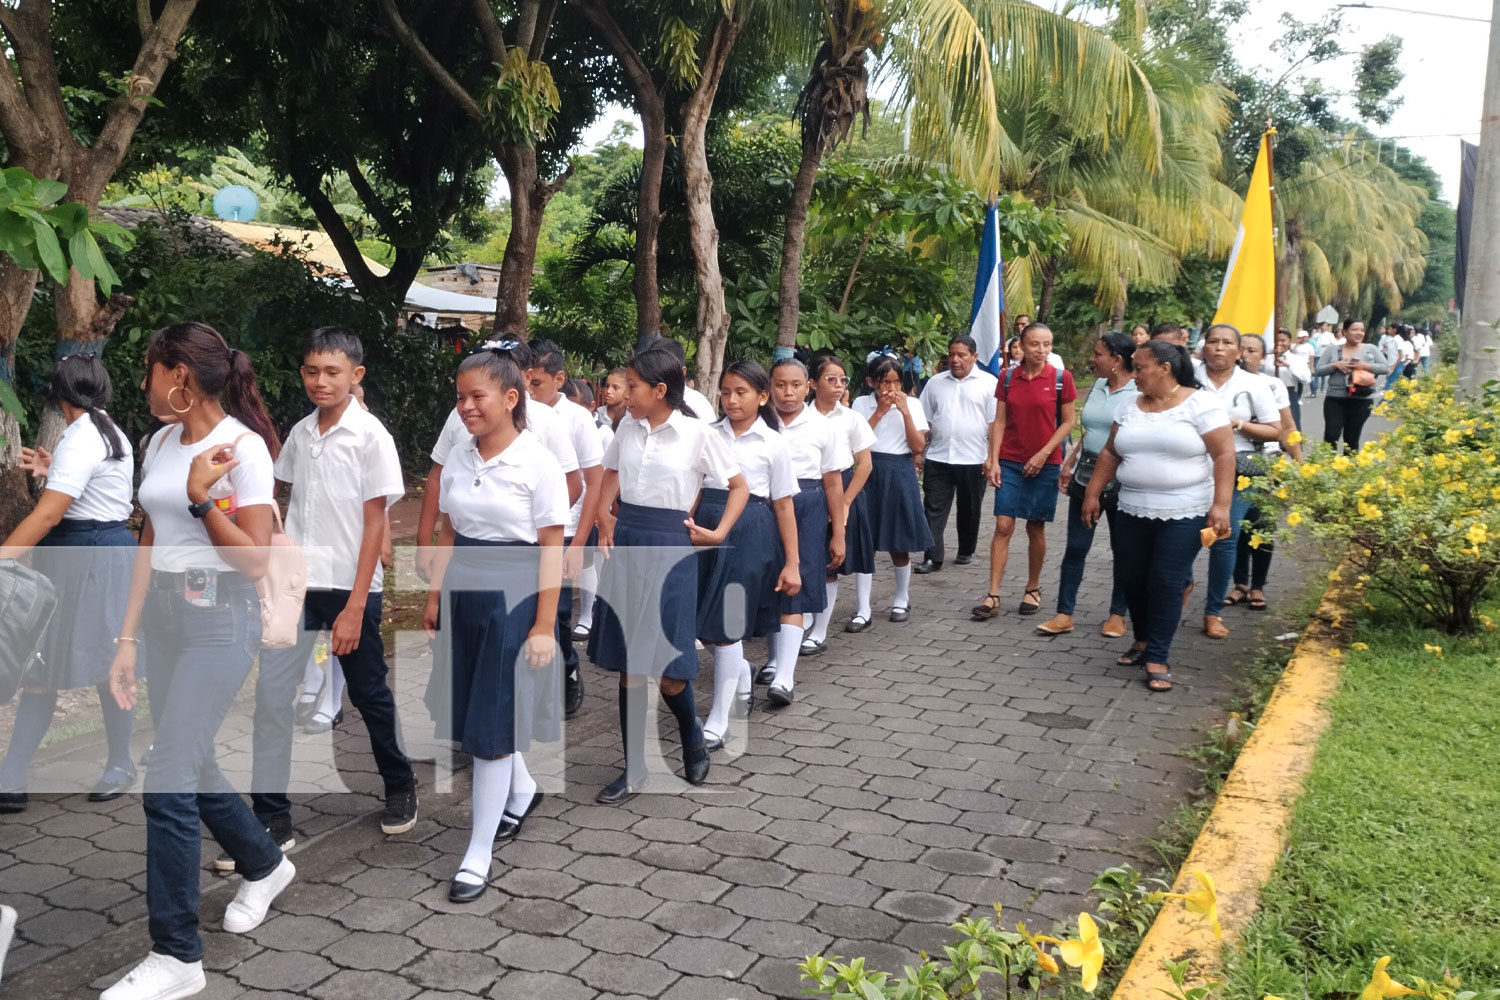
[3,414,1333,998]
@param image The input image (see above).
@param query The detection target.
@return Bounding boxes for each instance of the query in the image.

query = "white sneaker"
[222,856,295,934]
[100,952,206,1000]
[0,904,16,986]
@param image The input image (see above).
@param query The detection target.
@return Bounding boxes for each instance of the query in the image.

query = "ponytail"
[628,347,696,419]
[721,360,778,431]
[146,324,281,459]
[222,348,281,459]
[45,354,125,461]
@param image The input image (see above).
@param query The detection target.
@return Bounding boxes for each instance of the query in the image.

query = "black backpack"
[0,558,58,704]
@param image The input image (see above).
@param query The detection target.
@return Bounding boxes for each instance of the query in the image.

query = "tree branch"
[339,153,402,241]
[528,0,557,61]
[543,161,575,199]
[136,0,154,38]
[0,24,42,155]
[469,0,508,65]
[375,0,484,122]
[573,0,657,104]
[298,173,390,305]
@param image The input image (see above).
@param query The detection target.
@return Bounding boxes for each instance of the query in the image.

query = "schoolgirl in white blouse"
[422,349,566,903]
[591,346,747,804]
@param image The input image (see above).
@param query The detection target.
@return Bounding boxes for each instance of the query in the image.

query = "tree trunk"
[1459,0,1500,395]
[1036,256,1060,323]
[775,127,824,350]
[1108,271,1127,331]
[495,147,543,336]
[683,15,738,403]
[634,98,667,350]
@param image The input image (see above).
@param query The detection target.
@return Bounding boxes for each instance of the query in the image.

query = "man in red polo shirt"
[971,322,1076,621]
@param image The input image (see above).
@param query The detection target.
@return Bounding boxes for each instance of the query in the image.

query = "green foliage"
[1353,36,1405,126]
[0,166,132,295]
[1256,370,1500,634]
[1219,590,1500,1000]
[12,211,455,471]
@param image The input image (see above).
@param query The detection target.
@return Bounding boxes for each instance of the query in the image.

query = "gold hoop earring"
[167,384,193,414]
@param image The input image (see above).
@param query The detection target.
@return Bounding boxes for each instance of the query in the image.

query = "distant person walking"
[914,336,996,576]
[1314,318,1389,452]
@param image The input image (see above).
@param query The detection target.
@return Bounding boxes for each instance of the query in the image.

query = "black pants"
[557,537,578,676]
[1323,395,1375,451]
[923,460,985,565]
[1233,505,1274,591]
[251,589,414,821]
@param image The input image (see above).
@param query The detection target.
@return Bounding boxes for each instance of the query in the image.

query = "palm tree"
[775,0,1170,349]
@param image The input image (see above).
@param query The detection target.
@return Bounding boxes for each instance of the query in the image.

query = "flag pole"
[1264,124,1281,332]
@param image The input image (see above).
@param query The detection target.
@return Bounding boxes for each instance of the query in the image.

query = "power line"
[1335,3,1490,23]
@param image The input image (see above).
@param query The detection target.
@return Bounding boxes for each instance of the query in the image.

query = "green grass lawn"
[1221,595,1500,999]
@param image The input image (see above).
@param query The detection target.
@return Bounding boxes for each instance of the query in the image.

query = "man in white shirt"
[524,339,605,718]
[914,336,996,574]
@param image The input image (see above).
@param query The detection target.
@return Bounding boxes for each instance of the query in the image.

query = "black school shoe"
[954,553,973,565]
[596,771,650,804]
[494,790,544,843]
[449,869,489,903]
[683,742,711,786]
[381,780,419,835]
[0,791,28,814]
[88,767,137,802]
[215,812,296,872]
[912,559,941,575]
[565,668,583,718]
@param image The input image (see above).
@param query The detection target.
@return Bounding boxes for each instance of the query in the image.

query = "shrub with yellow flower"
[1256,370,1500,635]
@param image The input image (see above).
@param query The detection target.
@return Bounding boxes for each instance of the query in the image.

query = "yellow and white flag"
[1213,130,1276,339]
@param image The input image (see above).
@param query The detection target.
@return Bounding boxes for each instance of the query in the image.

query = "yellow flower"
[1351,642,1369,651]
[1360,956,1421,1000]
[1048,913,1105,992]
[1356,451,1374,467]
[1328,569,1342,582]
[1434,453,1450,469]
[1160,871,1223,940]
[1333,455,1354,472]
[1286,511,1303,527]
[1424,643,1444,658]
[1237,475,1252,491]
[1383,390,1396,400]
[1249,533,1265,549]
[1017,922,1060,975]
[1285,430,1304,445]
[1401,467,1419,481]
[1444,428,1464,444]
[1300,463,1320,479]
[1275,487,1289,500]
[1329,647,1343,658]
[1481,615,1496,633]
[1467,523,1489,546]
[1490,486,1500,500]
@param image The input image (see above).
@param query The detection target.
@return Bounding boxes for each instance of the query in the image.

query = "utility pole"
[1458,0,1500,395]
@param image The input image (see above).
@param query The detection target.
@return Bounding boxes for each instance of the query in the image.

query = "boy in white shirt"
[241,328,416,860]
[525,340,605,718]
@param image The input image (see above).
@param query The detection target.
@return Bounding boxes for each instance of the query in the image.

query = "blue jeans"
[1205,485,1253,617]
[250,590,413,822]
[1057,489,1128,617]
[142,577,282,963]
[1384,368,1403,391]
[1111,512,1205,664]
[1287,384,1303,432]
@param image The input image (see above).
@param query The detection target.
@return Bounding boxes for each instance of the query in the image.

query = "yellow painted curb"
[1110,576,1353,999]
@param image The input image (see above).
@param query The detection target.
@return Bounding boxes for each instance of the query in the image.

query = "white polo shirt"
[46,413,133,522]
[275,401,405,592]
[851,393,930,455]
[1198,365,1281,454]
[684,386,718,422]
[920,367,998,465]
[543,395,604,537]
[440,430,569,543]
[776,405,841,481]
[817,402,877,471]
[430,398,579,474]
[603,409,740,511]
[705,417,799,500]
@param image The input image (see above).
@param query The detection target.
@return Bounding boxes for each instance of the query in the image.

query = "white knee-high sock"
[808,581,839,643]
[578,565,598,629]
[893,566,912,609]
[854,573,873,620]
[457,756,512,885]
[506,751,537,814]
[317,657,346,719]
[705,642,744,738]
[299,653,321,704]
[771,623,803,691]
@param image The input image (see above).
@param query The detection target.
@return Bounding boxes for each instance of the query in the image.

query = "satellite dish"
[213,185,259,222]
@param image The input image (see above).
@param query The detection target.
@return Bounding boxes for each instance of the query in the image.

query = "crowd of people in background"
[0,310,1440,998]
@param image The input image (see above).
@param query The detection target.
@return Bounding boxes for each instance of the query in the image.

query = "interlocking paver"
[4,471,1313,999]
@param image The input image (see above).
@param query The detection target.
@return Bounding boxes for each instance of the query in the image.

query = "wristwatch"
[188,497,214,519]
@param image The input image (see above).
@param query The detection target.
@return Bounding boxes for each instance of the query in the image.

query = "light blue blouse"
[1079,378,1139,455]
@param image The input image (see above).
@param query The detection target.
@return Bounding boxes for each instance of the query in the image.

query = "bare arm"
[844,449,872,505]
[821,468,846,571]
[331,497,388,656]
[771,496,800,595]
[0,490,73,557]
[108,518,157,711]
[527,524,565,666]
[1203,425,1236,537]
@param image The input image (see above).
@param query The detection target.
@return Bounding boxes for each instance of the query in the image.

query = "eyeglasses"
[821,375,849,385]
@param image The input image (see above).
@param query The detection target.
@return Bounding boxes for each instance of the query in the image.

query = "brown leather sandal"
[971,594,1001,620]
[1018,587,1042,616]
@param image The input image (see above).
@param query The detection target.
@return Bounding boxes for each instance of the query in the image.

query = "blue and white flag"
[970,200,1004,374]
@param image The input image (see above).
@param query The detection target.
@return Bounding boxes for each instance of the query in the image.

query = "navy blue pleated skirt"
[32,518,135,690]
[425,535,560,758]
[866,452,935,554]
[695,490,781,643]
[783,480,830,615]
[835,465,875,576]
[590,503,701,680]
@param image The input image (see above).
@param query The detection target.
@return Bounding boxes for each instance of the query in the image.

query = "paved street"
[1,401,1342,1000]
